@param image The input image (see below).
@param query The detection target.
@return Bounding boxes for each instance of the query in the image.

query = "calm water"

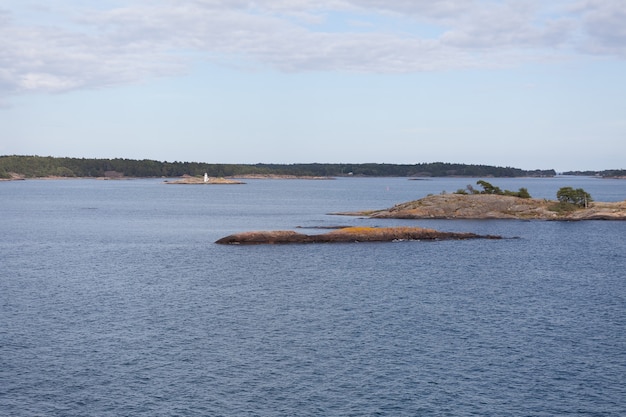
[1,177,625,416]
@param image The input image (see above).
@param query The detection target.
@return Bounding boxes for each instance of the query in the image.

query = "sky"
[1,0,625,171]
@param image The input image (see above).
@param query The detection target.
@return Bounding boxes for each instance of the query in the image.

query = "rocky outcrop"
[339,194,626,220]
[563,201,626,220]
[215,226,501,244]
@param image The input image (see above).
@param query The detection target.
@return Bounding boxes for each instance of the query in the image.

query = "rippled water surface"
[1,177,626,416]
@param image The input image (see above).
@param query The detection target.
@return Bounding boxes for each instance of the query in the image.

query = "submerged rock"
[215,226,501,245]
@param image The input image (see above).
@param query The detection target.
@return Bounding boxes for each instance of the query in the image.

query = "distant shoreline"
[230,174,335,180]
[2,174,626,182]
[0,155,563,179]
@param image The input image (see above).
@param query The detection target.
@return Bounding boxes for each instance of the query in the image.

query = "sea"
[1,176,625,416]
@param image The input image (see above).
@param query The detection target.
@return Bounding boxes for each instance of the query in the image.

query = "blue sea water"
[1,176,625,416]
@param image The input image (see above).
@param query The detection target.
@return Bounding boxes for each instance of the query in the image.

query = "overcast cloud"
[1,0,624,97]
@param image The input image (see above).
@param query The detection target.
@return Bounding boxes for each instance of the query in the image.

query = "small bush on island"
[505,187,531,199]
[455,180,531,198]
[549,201,580,214]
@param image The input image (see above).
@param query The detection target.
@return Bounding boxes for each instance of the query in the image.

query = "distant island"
[562,169,626,179]
[0,155,558,179]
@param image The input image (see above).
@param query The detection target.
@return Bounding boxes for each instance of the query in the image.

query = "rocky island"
[215,226,501,244]
[339,194,626,221]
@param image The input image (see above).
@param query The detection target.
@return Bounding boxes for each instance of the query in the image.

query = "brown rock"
[215,226,501,245]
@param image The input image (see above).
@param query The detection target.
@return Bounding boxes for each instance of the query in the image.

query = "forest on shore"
[0,155,562,179]
[562,169,626,178]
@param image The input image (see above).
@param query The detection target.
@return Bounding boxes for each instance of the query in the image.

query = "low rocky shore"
[164,176,245,185]
[338,194,626,220]
[232,174,334,180]
[215,226,501,244]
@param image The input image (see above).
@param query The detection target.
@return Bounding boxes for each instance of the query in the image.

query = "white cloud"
[439,2,572,48]
[575,0,626,57]
[0,8,186,95]
[1,0,624,97]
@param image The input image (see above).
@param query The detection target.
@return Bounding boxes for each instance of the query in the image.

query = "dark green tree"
[556,187,592,208]
[477,180,502,195]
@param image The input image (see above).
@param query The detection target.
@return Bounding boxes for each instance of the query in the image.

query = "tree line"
[0,155,556,179]
[562,169,626,178]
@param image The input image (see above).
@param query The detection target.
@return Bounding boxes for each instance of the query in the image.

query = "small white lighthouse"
[203,173,209,183]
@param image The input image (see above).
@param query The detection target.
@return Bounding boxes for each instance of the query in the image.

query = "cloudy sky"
[1,0,625,171]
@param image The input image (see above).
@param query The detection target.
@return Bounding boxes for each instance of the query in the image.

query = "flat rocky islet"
[338,193,626,221]
[215,226,501,245]
[164,176,245,184]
